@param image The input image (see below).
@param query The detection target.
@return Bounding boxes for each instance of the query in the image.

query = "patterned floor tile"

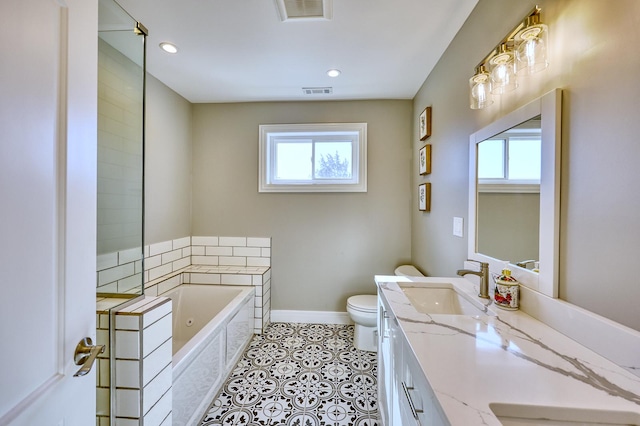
[251,393,294,425]
[200,323,378,426]
[269,358,302,381]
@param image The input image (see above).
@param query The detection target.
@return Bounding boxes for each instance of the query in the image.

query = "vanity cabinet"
[378,292,448,426]
[378,295,396,426]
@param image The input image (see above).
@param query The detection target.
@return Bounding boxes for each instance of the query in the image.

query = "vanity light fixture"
[469,5,548,109]
[327,69,341,77]
[159,42,178,54]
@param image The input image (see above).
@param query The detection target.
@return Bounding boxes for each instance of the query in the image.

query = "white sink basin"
[489,403,640,425]
[399,283,492,316]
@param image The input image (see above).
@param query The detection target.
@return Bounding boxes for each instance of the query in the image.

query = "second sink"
[489,402,640,425]
[399,282,492,315]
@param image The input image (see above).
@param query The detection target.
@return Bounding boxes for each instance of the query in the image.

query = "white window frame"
[478,130,541,194]
[259,123,367,192]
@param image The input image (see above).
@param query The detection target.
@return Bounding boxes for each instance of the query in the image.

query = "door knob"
[73,337,105,377]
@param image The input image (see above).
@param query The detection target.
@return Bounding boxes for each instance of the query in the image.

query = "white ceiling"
[113,0,478,103]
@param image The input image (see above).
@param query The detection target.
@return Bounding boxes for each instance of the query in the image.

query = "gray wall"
[412,0,640,331]
[191,100,412,311]
[477,192,539,263]
[144,74,192,244]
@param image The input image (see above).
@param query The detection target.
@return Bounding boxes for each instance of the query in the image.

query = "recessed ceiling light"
[327,69,341,78]
[159,42,178,54]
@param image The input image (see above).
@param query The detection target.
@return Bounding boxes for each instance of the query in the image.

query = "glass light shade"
[469,71,493,109]
[490,51,518,94]
[515,23,548,75]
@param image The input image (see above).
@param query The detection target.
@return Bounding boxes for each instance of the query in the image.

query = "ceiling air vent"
[302,87,333,95]
[275,0,333,21]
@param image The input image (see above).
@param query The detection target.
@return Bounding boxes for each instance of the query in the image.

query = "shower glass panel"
[97,0,146,423]
[97,0,145,297]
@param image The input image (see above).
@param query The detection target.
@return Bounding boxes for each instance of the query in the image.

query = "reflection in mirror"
[468,89,561,297]
[97,0,145,297]
[477,116,541,267]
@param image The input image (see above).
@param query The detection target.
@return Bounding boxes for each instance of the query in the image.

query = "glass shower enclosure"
[97,0,146,423]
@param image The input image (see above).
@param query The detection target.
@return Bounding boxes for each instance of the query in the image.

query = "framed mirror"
[468,89,561,297]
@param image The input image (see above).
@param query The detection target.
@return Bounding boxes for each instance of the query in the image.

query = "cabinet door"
[398,338,422,426]
[377,296,393,426]
[403,341,448,426]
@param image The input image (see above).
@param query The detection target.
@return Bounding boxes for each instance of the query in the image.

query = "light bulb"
[490,51,518,95]
[159,42,178,54]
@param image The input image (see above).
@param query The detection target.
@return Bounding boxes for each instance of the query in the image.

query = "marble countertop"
[376,275,640,425]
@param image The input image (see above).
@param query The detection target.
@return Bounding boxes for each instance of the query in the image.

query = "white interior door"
[0,0,98,425]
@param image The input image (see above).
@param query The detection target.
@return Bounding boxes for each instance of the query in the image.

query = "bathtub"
[164,284,255,426]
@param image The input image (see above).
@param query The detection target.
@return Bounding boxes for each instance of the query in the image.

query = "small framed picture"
[419,106,432,140]
[418,183,431,212]
[419,144,431,175]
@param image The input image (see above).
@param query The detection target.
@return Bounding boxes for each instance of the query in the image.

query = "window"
[259,123,367,192]
[478,130,541,193]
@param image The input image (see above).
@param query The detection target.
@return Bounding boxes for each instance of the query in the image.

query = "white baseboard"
[270,310,353,325]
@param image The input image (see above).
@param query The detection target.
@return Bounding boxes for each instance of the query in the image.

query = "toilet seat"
[347,295,377,313]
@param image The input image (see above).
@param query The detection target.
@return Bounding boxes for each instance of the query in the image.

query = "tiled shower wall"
[97,247,143,294]
[97,37,143,256]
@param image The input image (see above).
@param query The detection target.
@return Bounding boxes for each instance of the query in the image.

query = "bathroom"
[3,0,640,425]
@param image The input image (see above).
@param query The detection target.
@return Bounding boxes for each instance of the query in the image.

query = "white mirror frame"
[468,89,562,297]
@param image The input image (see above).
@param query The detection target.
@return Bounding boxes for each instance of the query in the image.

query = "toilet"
[346,295,378,351]
[347,264,425,351]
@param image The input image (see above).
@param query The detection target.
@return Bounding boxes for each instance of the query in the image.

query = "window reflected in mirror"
[476,115,541,269]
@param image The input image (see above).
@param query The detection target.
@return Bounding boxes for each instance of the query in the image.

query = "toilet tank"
[394,264,424,277]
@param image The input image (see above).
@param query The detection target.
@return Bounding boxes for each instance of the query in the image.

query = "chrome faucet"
[456,260,490,299]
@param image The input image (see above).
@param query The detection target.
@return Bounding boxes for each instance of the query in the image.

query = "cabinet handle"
[380,310,390,339]
[401,381,423,420]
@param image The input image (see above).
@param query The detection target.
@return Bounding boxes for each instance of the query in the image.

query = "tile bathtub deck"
[200,323,379,426]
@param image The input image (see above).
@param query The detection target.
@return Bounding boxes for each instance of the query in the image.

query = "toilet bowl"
[346,295,378,352]
[394,264,425,277]
[347,265,424,352]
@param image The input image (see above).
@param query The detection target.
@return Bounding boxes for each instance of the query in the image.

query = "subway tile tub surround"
[96,236,271,296]
[95,236,271,425]
[96,296,173,426]
[143,236,272,335]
